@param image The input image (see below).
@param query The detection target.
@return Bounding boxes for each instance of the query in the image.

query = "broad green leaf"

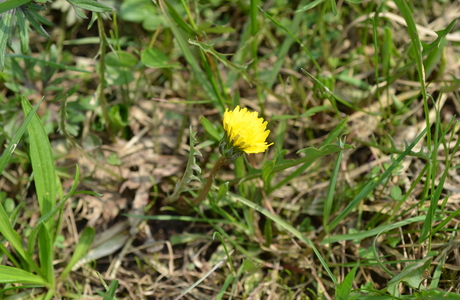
[0,265,48,286]
[242,259,262,273]
[141,48,179,69]
[387,255,432,297]
[105,50,139,68]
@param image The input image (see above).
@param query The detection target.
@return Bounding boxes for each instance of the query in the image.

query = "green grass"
[0,0,460,299]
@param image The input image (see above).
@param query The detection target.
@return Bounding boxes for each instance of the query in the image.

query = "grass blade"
[0,203,44,277]
[0,98,42,175]
[157,0,223,113]
[232,193,338,286]
[0,0,30,14]
[0,8,14,71]
[38,225,54,285]
[324,139,344,233]
[21,97,57,229]
[0,265,48,286]
[59,226,95,279]
[329,128,427,231]
[336,265,358,300]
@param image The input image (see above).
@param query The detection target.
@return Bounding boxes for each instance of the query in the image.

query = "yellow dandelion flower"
[219,106,273,160]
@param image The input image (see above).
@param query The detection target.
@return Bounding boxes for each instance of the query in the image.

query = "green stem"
[97,13,114,142]
[191,156,226,206]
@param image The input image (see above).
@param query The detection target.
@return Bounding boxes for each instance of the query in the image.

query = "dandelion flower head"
[220,106,273,159]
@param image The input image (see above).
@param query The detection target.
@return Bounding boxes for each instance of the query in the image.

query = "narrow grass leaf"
[324,140,343,233]
[232,193,338,285]
[370,216,437,277]
[295,0,325,12]
[336,265,358,300]
[22,97,57,228]
[329,128,426,231]
[173,250,234,300]
[269,143,353,193]
[200,117,221,142]
[24,6,53,26]
[236,118,350,189]
[38,225,54,285]
[382,27,392,78]
[22,8,50,38]
[393,0,431,198]
[430,251,446,290]
[329,0,337,15]
[0,239,21,268]
[260,7,321,72]
[7,54,92,72]
[432,209,460,236]
[15,9,29,54]
[163,0,197,36]
[415,290,460,300]
[419,149,449,242]
[0,203,43,276]
[60,227,95,279]
[265,0,306,88]
[322,215,426,244]
[67,0,115,13]
[0,8,14,70]
[301,69,374,115]
[188,39,248,79]
[157,0,221,113]
[215,273,234,300]
[103,279,119,300]
[28,166,80,257]
[0,98,42,175]
[0,0,30,14]
[274,119,287,161]
[0,265,48,286]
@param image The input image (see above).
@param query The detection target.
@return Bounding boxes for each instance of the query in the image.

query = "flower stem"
[191,156,226,206]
